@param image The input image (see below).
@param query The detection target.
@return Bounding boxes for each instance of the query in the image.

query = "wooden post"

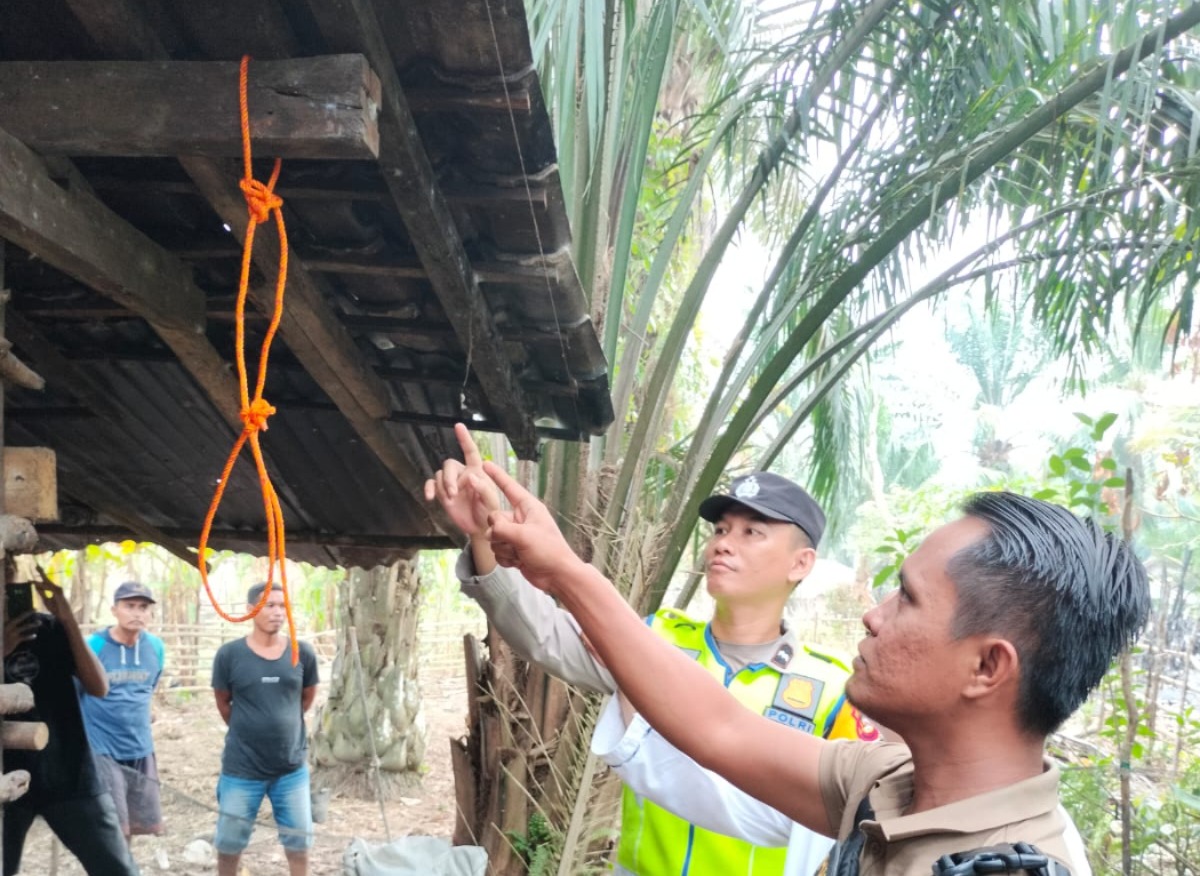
[0,238,37,820]
[0,721,48,752]
[1,239,10,835]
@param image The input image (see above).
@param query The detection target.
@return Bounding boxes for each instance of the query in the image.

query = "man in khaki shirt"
[427,424,877,876]
[475,465,1148,874]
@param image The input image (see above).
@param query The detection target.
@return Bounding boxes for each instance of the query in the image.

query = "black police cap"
[698,472,826,547]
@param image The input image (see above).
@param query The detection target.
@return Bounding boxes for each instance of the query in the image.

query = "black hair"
[948,491,1149,736]
[246,581,283,605]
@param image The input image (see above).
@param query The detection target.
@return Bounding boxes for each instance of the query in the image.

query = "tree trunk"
[311,558,426,793]
[452,628,613,875]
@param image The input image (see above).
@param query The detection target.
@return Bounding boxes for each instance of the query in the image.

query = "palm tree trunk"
[452,630,603,874]
[311,559,427,793]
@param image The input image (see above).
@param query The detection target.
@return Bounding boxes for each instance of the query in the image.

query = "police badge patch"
[734,476,761,499]
[763,673,825,731]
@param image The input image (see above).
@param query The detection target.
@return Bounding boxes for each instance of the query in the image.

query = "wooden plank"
[404,88,531,114]
[33,523,455,551]
[3,448,57,523]
[63,0,455,539]
[178,156,459,536]
[178,158,393,423]
[0,57,381,159]
[87,177,550,208]
[57,479,200,567]
[0,721,48,751]
[303,0,542,459]
[0,126,204,332]
[0,137,262,459]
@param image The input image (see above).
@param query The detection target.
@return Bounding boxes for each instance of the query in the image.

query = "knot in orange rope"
[240,177,283,224]
[241,397,276,432]
[198,55,299,666]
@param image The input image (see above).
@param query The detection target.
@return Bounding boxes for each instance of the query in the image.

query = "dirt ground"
[16,673,469,876]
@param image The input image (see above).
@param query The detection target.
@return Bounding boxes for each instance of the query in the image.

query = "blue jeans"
[214,765,313,853]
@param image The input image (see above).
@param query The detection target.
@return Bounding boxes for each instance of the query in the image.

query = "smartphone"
[6,582,34,619]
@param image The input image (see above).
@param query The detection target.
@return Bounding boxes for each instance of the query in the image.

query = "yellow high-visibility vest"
[615,608,857,876]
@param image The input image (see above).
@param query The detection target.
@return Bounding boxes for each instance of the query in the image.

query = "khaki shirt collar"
[861,758,1062,842]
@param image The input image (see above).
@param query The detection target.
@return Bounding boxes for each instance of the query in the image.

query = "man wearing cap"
[80,581,167,846]
[212,582,319,876]
[426,424,877,876]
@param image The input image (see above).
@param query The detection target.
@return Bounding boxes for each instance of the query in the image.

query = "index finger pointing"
[454,422,484,468]
[482,460,532,509]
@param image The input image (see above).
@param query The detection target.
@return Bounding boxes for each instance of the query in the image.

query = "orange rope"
[197,55,299,665]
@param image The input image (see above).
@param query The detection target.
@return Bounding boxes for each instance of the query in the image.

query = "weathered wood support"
[304,0,543,460]
[34,524,454,552]
[0,516,37,553]
[4,448,57,523]
[0,771,30,805]
[0,722,48,752]
[0,56,381,159]
[0,239,31,814]
[61,0,459,539]
[0,126,204,333]
[0,338,43,391]
[0,685,34,716]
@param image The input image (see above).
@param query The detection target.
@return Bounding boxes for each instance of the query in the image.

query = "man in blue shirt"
[80,581,167,845]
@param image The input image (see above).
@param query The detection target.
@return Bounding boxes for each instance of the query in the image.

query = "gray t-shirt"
[212,638,319,780]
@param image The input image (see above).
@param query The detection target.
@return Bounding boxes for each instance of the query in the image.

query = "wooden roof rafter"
[59,0,460,538]
[301,0,545,460]
[0,0,614,567]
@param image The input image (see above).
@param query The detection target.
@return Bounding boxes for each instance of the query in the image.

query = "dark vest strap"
[825,800,1073,876]
[932,842,1072,875]
[825,795,875,876]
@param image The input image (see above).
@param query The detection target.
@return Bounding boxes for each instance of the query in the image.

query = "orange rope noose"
[197,55,299,665]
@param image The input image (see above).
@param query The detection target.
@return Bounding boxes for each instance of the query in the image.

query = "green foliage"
[871,527,923,590]
[862,412,1124,589]
[506,812,558,876]
[1033,411,1124,519]
[1060,756,1200,874]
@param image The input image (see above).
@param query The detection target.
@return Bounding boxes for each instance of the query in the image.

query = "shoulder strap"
[932,843,1072,876]
[825,794,875,876]
[825,804,1072,876]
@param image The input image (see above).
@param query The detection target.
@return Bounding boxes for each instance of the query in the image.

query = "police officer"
[427,424,878,876]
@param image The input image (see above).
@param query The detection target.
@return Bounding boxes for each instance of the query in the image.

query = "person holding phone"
[2,571,137,876]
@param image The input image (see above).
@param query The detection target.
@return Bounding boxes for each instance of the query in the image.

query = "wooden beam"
[0,338,45,391]
[57,479,201,567]
[3,448,57,523]
[0,126,204,333]
[2,312,316,542]
[59,352,580,398]
[0,57,381,159]
[34,524,456,552]
[404,88,532,114]
[59,0,456,537]
[86,177,550,209]
[280,401,581,441]
[0,721,49,751]
[0,516,38,553]
[304,0,542,459]
[302,254,561,289]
